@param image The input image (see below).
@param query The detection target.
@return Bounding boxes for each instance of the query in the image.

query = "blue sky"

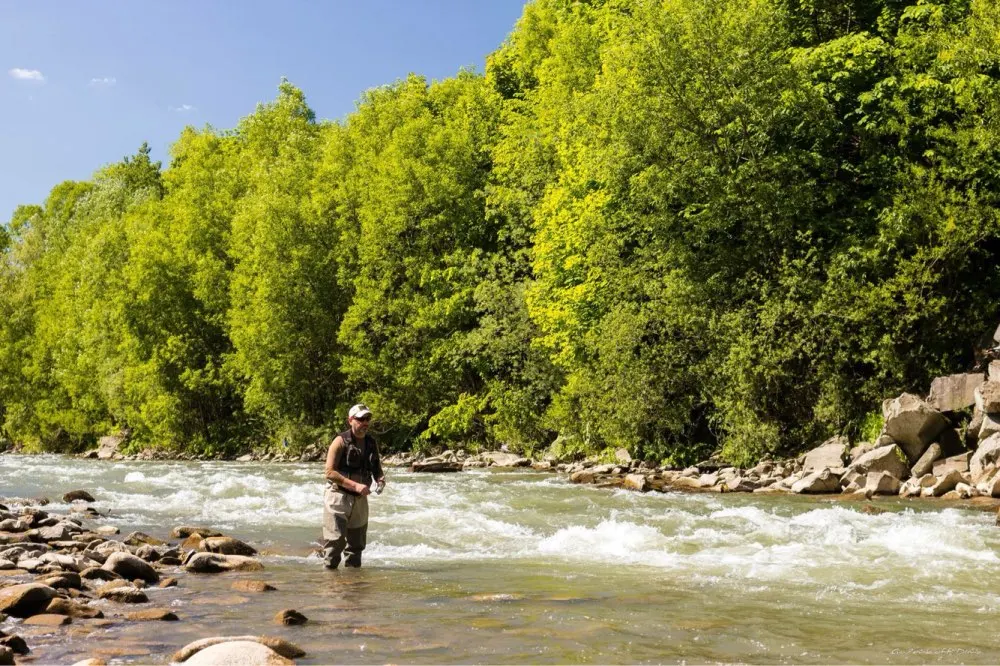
[0,0,528,221]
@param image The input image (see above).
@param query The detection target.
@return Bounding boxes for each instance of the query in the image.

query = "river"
[2,454,999,664]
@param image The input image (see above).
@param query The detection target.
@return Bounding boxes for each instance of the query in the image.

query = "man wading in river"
[322,403,386,569]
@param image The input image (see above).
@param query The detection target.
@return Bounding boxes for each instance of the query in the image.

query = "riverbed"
[2,454,999,664]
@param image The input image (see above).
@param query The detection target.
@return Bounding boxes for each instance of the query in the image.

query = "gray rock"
[990,360,1000,382]
[929,470,965,497]
[614,448,632,464]
[970,433,1000,482]
[101,552,159,583]
[881,393,948,463]
[791,469,841,494]
[980,413,1000,441]
[848,445,910,481]
[933,452,971,477]
[848,442,876,462]
[927,373,983,412]
[967,408,985,447]
[96,434,125,460]
[481,452,531,467]
[865,471,901,496]
[410,460,462,473]
[976,382,1000,414]
[803,436,848,471]
[910,443,942,479]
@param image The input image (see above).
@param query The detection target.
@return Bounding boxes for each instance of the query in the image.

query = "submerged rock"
[200,536,257,557]
[274,609,308,625]
[62,490,96,503]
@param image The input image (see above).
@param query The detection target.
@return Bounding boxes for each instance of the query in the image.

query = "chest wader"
[323,430,380,569]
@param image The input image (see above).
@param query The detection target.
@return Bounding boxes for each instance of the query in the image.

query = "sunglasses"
[354,415,372,423]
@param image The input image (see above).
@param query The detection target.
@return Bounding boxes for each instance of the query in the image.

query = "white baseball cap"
[348,403,372,420]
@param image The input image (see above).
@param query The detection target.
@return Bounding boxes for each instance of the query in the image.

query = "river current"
[2,454,999,664]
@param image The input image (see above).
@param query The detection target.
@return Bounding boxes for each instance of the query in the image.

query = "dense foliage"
[2,0,999,465]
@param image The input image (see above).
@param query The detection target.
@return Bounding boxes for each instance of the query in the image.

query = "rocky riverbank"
[0,493,308,665]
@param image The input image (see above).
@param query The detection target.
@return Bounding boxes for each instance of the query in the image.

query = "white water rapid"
[2,454,1000,663]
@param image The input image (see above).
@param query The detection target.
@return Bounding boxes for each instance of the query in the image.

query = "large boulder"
[970,433,1000,482]
[927,373,983,412]
[101,552,159,583]
[932,452,971,477]
[62,490,95,503]
[980,413,1000,441]
[410,459,462,473]
[0,583,57,617]
[990,360,1000,382]
[910,443,942,479]
[928,470,965,497]
[184,552,263,573]
[173,636,305,663]
[791,469,841,494]
[848,445,910,481]
[975,382,1000,414]
[622,474,648,492]
[96,434,125,460]
[803,436,848,472]
[171,526,223,539]
[881,394,948,463]
[865,471,901,496]
[481,452,531,468]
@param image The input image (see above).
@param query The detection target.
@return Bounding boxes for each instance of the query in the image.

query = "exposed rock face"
[929,470,965,497]
[803,437,848,472]
[932,452,971,477]
[101,552,159,583]
[622,474,648,492]
[970,433,1000,482]
[910,443,942,479]
[865,471,901,496]
[96,434,125,460]
[481,452,531,467]
[410,459,463,473]
[791,469,841,494]
[0,583,58,618]
[881,394,948,463]
[975,382,1000,414]
[927,373,983,412]
[848,445,910,481]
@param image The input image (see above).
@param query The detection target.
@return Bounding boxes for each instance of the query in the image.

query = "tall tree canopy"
[2,0,998,465]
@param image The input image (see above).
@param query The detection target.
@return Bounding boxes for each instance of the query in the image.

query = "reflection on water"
[1,454,1000,663]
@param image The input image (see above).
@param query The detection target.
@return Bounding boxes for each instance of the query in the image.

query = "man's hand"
[355,481,372,496]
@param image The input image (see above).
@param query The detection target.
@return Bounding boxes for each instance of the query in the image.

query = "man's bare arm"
[324,437,369,494]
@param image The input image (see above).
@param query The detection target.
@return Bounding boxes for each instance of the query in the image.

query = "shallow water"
[2,454,1000,664]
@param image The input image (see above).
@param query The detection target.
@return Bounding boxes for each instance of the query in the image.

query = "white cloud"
[169,104,195,113]
[89,77,116,87]
[8,68,45,82]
